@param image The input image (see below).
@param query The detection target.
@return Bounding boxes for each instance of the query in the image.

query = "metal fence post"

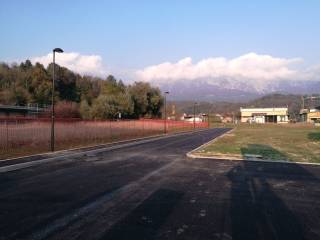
[142,118,145,137]
[6,120,9,152]
[94,120,97,144]
[109,120,112,142]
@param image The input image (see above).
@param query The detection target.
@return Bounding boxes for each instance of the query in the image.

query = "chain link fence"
[0,118,208,159]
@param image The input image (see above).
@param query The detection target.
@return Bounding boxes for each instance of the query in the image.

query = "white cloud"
[136,52,306,85]
[32,52,107,76]
[29,51,319,92]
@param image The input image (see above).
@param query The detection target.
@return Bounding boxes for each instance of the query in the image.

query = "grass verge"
[195,124,320,163]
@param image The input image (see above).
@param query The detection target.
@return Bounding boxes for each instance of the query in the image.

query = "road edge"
[0,128,211,173]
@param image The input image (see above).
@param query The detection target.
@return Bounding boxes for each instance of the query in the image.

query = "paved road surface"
[0,128,319,240]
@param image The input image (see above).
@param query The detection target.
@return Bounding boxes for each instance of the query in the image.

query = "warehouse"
[300,106,320,123]
[240,107,289,123]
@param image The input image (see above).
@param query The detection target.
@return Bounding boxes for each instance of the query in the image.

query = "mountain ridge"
[158,78,320,102]
[170,93,312,119]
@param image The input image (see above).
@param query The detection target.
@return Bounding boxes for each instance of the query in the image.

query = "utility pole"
[164,91,169,133]
[208,103,214,129]
[193,102,197,130]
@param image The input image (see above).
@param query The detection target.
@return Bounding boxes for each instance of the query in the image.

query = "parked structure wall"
[240,107,289,124]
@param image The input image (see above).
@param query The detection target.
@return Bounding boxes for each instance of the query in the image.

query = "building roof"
[0,105,46,113]
[240,107,288,112]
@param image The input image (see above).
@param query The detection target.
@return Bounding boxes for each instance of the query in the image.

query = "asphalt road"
[0,128,320,240]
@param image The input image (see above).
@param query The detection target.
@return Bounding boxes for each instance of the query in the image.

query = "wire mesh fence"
[0,118,208,159]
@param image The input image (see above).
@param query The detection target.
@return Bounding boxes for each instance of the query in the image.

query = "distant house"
[180,113,203,122]
[240,107,289,124]
[300,106,320,123]
[221,116,233,123]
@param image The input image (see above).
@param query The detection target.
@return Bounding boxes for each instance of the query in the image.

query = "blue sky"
[1,0,320,80]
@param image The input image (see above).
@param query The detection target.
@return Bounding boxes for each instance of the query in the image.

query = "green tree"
[101,75,125,95]
[129,82,163,118]
[91,92,133,119]
[13,87,30,105]
[47,63,79,102]
[29,63,52,105]
[0,60,163,119]
[79,99,92,119]
[0,89,15,105]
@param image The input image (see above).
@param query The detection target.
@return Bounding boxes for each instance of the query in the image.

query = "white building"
[184,117,203,122]
[240,107,289,124]
[180,113,203,122]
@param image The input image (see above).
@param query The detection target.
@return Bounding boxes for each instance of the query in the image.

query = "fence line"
[0,118,208,159]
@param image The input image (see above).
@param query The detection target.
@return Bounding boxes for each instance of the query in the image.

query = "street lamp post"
[51,48,64,152]
[207,103,214,129]
[164,91,169,134]
[193,102,197,130]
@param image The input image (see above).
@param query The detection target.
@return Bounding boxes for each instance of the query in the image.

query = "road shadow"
[102,188,184,240]
[227,144,320,240]
[308,132,320,141]
[241,144,289,161]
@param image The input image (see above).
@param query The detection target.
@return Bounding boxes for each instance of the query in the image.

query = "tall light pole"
[164,91,169,134]
[51,48,64,152]
[207,103,214,129]
[193,102,197,130]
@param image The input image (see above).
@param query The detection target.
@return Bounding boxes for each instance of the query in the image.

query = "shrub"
[55,101,80,118]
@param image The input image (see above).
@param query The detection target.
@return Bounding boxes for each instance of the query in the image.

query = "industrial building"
[0,105,45,118]
[240,107,289,124]
[300,96,320,123]
[300,106,320,123]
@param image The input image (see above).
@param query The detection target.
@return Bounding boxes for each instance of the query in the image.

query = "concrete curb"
[0,134,165,163]
[187,152,320,166]
[0,128,210,173]
[186,128,234,158]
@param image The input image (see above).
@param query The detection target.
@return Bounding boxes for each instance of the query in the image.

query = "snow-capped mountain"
[157,78,320,102]
[135,53,320,101]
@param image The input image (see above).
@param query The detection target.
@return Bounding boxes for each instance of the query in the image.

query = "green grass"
[197,124,320,163]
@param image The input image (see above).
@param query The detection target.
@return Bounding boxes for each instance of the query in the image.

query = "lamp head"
[53,48,64,53]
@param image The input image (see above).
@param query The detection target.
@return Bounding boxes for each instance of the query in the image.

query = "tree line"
[0,60,164,119]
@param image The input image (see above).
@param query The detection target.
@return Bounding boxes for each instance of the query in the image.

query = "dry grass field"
[196,123,320,163]
[0,118,208,159]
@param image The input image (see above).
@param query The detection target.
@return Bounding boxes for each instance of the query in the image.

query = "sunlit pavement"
[0,128,319,240]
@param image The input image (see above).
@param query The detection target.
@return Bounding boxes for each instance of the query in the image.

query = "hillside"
[0,60,163,119]
[173,94,304,118]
